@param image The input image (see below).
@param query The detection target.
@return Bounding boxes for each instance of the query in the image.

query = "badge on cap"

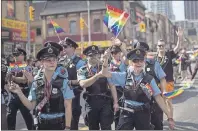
[48,48,53,53]
[136,50,140,55]
[52,88,58,94]
[92,46,95,50]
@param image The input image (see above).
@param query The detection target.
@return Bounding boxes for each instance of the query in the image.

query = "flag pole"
[49,16,61,41]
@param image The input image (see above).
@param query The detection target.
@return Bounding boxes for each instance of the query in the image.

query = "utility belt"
[38,113,65,125]
[122,101,150,113]
[83,92,112,101]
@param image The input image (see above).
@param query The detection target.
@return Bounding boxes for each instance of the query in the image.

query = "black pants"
[151,102,163,130]
[38,121,65,130]
[191,61,198,80]
[70,94,82,130]
[7,94,33,130]
[85,97,114,130]
[2,104,8,130]
[116,109,151,130]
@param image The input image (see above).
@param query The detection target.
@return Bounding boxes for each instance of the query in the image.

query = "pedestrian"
[109,45,127,128]
[58,37,86,130]
[133,41,167,130]
[102,48,175,130]
[77,45,119,130]
[5,48,33,130]
[8,44,74,130]
[191,50,198,80]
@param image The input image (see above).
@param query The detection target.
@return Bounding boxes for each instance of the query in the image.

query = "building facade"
[184,1,198,20]
[1,1,35,56]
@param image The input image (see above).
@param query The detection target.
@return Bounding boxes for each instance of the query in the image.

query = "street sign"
[139,22,146,32]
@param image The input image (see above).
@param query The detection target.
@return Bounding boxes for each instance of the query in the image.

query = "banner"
[2,18,27,31]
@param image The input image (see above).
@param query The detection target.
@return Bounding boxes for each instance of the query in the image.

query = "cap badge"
[48,48,53,53]
[136,50,140,55]
[92,46,95,50]
[47,43,51,47]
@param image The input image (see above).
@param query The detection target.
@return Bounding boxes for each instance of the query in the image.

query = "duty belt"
[123,102,150,112]
[83,92,112,100]
[38,113,65,125]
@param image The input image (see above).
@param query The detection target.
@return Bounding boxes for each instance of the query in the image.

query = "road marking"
[79,126,89,130]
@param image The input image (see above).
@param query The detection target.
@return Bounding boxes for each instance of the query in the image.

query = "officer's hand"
[23,70,34,83]
[8,81,22,94]
[111,37,122,46]
[113,103,119,113]
[168,118,175,130]
[99,70,111,78]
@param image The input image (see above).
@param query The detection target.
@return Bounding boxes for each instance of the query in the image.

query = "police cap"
[133,41,149,51]
[60,37,78,48]
[44,41,63,52]
[127,48,146,60]
[36,44,59,60]
[13,48,27,56]
[111,45,121,54]
[83,45,100,56]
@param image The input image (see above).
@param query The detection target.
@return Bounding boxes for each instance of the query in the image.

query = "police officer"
[77,45,119,130]
[109,45,127,128]
[8,44,74,130]
[59,37,86,130]
[6,48,33,130]
[133,41,167,130]
[102,48,175,130]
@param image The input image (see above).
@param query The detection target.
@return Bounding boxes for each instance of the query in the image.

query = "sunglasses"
[157,45,164,48]
[132,59,144,63]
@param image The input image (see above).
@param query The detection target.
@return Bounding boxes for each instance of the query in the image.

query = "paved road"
[15,65,198,130]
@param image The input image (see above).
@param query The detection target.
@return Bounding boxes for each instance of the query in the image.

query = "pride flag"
[50,19,65,33]
[164,89,184,99]
[103,4,130,37]
[8,62,32,73]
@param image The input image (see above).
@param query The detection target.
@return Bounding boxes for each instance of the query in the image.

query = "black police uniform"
[134,42,164,130]
[109,45,124,128]
[78,45,114,130]
[116,49,155,130]
[33,45,70,130]
[7,48,33,130]
[59,37,84,130]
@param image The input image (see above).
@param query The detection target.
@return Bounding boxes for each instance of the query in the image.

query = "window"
[93,19,101,32]
[36,28,41,36]
[69,20,77,35]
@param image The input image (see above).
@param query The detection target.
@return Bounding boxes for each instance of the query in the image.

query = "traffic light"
[139,22,146,32]
[29,6,35,21]
[80,18,85,30]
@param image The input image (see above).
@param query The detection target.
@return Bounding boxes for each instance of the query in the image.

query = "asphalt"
[14,64,198,130]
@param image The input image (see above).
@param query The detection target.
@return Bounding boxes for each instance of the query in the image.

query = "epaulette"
[56,66,68,79]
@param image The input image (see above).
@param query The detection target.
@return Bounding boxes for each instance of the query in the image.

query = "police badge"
[136,50,140,55]
[48,48,53,54]
[52,88,58,94]
[92,46,95,50]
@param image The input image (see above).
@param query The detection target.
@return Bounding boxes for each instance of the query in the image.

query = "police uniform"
[109,45,127,128]
[134,42,166,130]
[58,37,86,130]
[108,48,162,130]
[77,45,114,130]
[6,48,33,130]
[28,45,74,130]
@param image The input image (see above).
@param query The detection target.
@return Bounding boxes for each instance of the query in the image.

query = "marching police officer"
[109,45,127,128]
[6,48,33,130]
[8,44,74,130]
[133,41,167,130]
[59,37,86,130]
[102,48,175,130]
[77,45,119,130]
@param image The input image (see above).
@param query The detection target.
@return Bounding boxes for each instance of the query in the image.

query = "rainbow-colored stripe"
[50,20,65,33]
[164,89,184,99]
[103,4,129,37]
[175,58,181,64]
[8,62,32,73]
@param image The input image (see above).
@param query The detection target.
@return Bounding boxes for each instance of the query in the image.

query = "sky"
[172,1,185,20]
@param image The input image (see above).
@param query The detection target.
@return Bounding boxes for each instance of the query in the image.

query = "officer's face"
[112,52,121,61]
[41,57,57,71]
[157,41,165,52]
[130,59,145,71]
[15,54,25,62]
[87,53,101,64]
[63,45,75,55]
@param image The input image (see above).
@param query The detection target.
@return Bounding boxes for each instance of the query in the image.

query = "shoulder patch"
[57,66,68,78]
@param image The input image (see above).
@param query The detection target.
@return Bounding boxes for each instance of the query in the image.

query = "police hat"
[127,48,146,60]
[83,45,100,56]
[44,41,63,52]
[111,45,121,54]
[60,37,78,48]
[36,44,59,60]
[133,41,149,51]
[13,48,27,56]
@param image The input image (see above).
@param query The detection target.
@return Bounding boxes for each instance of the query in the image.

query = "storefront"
[2,18,35,56]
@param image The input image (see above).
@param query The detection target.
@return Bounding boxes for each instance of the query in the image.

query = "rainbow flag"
[50,19,65,33]
[175,58,181,64]
[8,62,31,73]
[164,89,184,99]
[192,50,198,57]
[103,4,130,37]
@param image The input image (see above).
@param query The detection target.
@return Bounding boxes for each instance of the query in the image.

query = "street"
[15,64,198,130]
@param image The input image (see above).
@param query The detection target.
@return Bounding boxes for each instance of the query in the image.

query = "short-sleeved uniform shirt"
[156,50,177,82]
[28,66,75,101]
[108,67,161,106]
[109,60,127,72]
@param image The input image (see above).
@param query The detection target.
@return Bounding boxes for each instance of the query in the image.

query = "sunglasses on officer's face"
[132,59,144,63]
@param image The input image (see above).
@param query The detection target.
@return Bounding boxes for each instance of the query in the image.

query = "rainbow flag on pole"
[103,4,130,37]
[50,19,65,33]
[8,62,32,73]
